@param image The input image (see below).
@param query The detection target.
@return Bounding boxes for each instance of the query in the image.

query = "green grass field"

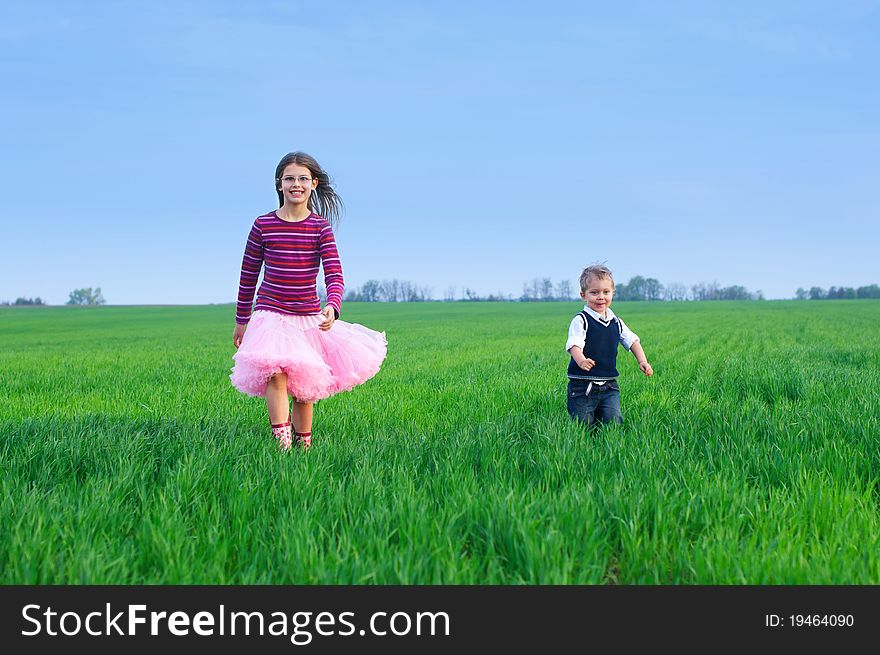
[2,300,879,584]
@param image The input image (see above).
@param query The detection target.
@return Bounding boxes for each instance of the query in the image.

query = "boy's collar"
[582,305,615,322]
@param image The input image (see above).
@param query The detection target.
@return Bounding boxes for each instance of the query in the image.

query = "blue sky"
[1,0,878,304]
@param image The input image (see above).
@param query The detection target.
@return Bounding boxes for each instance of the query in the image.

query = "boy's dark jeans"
[567,378,623,425]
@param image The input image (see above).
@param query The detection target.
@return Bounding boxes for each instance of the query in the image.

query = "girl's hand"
[319,306,336,331]
[233,323,246,348]
[639,361,653,376]
[578,358,596,371]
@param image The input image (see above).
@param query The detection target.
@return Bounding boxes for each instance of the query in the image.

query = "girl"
[230,152,387,451]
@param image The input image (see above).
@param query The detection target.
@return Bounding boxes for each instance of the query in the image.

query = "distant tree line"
[6,280,879,307]
[518,276,767,302]
[794,285,880,300]
[67,287,106,306]
[341,276,768,302]
[519,278,574,302]
[1,287,109,307]
[520,276,764,302]
[0,297,47,306]
[615,276,666,301]
[684,281,763,301]
[461,289,512,302]
[338,276,878,302]
[9,280,880,307]
[344,279,433,302]
[342,278,880,302]
[3,288,107,307]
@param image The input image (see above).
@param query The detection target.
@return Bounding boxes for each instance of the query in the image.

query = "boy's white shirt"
[565,305,640,353]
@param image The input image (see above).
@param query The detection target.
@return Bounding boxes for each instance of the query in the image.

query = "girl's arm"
[629,341,653,376]
[233,323,246,348]
[318,223,344,319]
[234,220,263,331]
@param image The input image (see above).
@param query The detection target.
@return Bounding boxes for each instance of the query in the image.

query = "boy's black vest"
[567,311,621,380]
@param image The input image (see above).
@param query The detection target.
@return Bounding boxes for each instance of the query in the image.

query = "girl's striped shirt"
[235,211,344,324]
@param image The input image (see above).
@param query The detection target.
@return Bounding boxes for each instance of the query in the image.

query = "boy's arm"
[616,316,652,376]
[568,346,596,372]
[566,316,596,371]
[629,341,653,376]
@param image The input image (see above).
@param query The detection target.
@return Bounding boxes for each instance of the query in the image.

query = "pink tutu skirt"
[230,310,387,402]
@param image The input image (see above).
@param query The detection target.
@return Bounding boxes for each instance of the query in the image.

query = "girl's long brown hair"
[274,151,344,226]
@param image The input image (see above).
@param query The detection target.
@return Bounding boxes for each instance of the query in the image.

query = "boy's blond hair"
[579,264,615,293]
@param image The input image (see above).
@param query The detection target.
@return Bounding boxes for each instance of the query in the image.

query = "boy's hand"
[578,358,596,372]
[639,361,653,376]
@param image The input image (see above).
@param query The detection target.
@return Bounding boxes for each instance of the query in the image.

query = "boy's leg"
[595,382,623,425]
[567,380,600,426]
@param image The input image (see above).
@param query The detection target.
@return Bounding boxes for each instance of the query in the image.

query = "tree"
[664,282,689,301]
[379,279,400,302]
[718,285,752,300]
[360,280,381,302]
[529,278,542,301]
[555,279,573,301]
[619,275,662,301]
[857,284,880,299]
[399,280,430,302]
[808,286,825,300]
[691,281,720,301]
[539,277,554,301]
[520,278,542,301]
[14,297,46,306]
[625,275,646,300]
[398,280,415,302]
[67,287,105,306]
[643,277,664,301]
[347,279,431,302]
[795,287,808,300]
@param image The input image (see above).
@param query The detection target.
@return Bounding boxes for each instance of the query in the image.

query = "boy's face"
[581,275,614,314]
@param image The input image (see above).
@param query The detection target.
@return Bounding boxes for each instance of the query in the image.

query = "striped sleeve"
[235,219,264,324]
[318,223,344,317]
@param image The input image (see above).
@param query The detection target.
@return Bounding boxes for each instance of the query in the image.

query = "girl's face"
[278,163,318,208]
[581,275,614,314]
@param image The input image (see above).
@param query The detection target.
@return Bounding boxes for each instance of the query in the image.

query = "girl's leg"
[292,400,313,448]
[266,373,293,450]
[266,373,291,424]
[291,400,313,432]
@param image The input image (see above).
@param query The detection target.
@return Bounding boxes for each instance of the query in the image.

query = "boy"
[566,264,653,425]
